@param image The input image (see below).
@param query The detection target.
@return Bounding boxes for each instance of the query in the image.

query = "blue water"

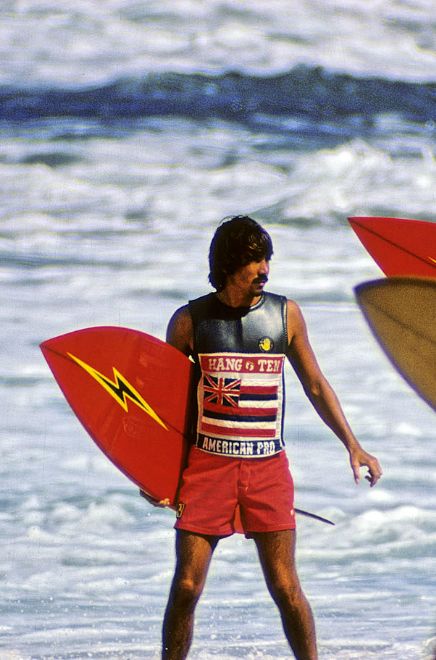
[2,69,434,123]
[1,1,435,658]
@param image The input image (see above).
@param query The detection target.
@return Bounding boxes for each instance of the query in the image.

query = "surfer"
[148,216,382,660]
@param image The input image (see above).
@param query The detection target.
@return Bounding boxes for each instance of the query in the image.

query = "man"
[152,215,382,659]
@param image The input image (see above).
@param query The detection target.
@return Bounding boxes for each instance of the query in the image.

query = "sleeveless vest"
[188,292,288,458]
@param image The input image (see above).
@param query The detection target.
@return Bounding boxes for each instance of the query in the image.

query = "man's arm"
[140,305,194,507]
[166,305,194,357]
[286,300,382,487]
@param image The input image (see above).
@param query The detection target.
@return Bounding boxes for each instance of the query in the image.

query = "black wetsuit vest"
[188,292,288,458]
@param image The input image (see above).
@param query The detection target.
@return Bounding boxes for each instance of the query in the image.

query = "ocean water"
[1,1,435,658]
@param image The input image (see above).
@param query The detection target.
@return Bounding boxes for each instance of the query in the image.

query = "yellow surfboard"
[355,277,436,411]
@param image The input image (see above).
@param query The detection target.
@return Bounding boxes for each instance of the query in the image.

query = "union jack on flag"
[203,375,241,407]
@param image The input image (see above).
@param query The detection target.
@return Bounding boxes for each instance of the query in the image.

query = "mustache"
[253,275,268,284]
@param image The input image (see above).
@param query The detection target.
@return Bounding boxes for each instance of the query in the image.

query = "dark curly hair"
[208,216,273,291]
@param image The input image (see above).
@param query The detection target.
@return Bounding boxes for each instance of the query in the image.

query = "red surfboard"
[40,327,193,505]
[348,216,436,277]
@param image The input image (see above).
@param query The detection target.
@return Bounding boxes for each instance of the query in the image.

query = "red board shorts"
[175,446,296,537]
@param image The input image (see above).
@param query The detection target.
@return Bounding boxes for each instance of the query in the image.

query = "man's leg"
[162,529,219,660]
[252,529,317,660]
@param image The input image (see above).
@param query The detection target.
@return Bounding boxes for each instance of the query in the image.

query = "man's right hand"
[139,489,171,507]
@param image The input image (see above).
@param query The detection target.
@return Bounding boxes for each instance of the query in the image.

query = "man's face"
[227,258,270,298]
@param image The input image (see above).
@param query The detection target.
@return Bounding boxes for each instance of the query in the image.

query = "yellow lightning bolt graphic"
[68,352,168,430]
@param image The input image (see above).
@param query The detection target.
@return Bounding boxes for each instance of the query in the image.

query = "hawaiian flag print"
[198,353,285,443]
[203,375,241,407]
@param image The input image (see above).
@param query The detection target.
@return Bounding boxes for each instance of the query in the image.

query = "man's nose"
[258,259,269,275]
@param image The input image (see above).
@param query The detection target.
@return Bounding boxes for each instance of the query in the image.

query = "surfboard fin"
[295,507,335,526]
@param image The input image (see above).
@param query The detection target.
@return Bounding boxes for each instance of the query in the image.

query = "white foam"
[0,0,435,83]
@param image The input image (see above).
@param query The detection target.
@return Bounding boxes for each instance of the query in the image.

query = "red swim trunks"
[175,447,295,537]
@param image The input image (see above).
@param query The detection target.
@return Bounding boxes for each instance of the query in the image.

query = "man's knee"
[170,576,205,609]
[268,576,305,610]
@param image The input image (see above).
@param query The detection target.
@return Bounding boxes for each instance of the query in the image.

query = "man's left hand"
[349,447,383,487]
